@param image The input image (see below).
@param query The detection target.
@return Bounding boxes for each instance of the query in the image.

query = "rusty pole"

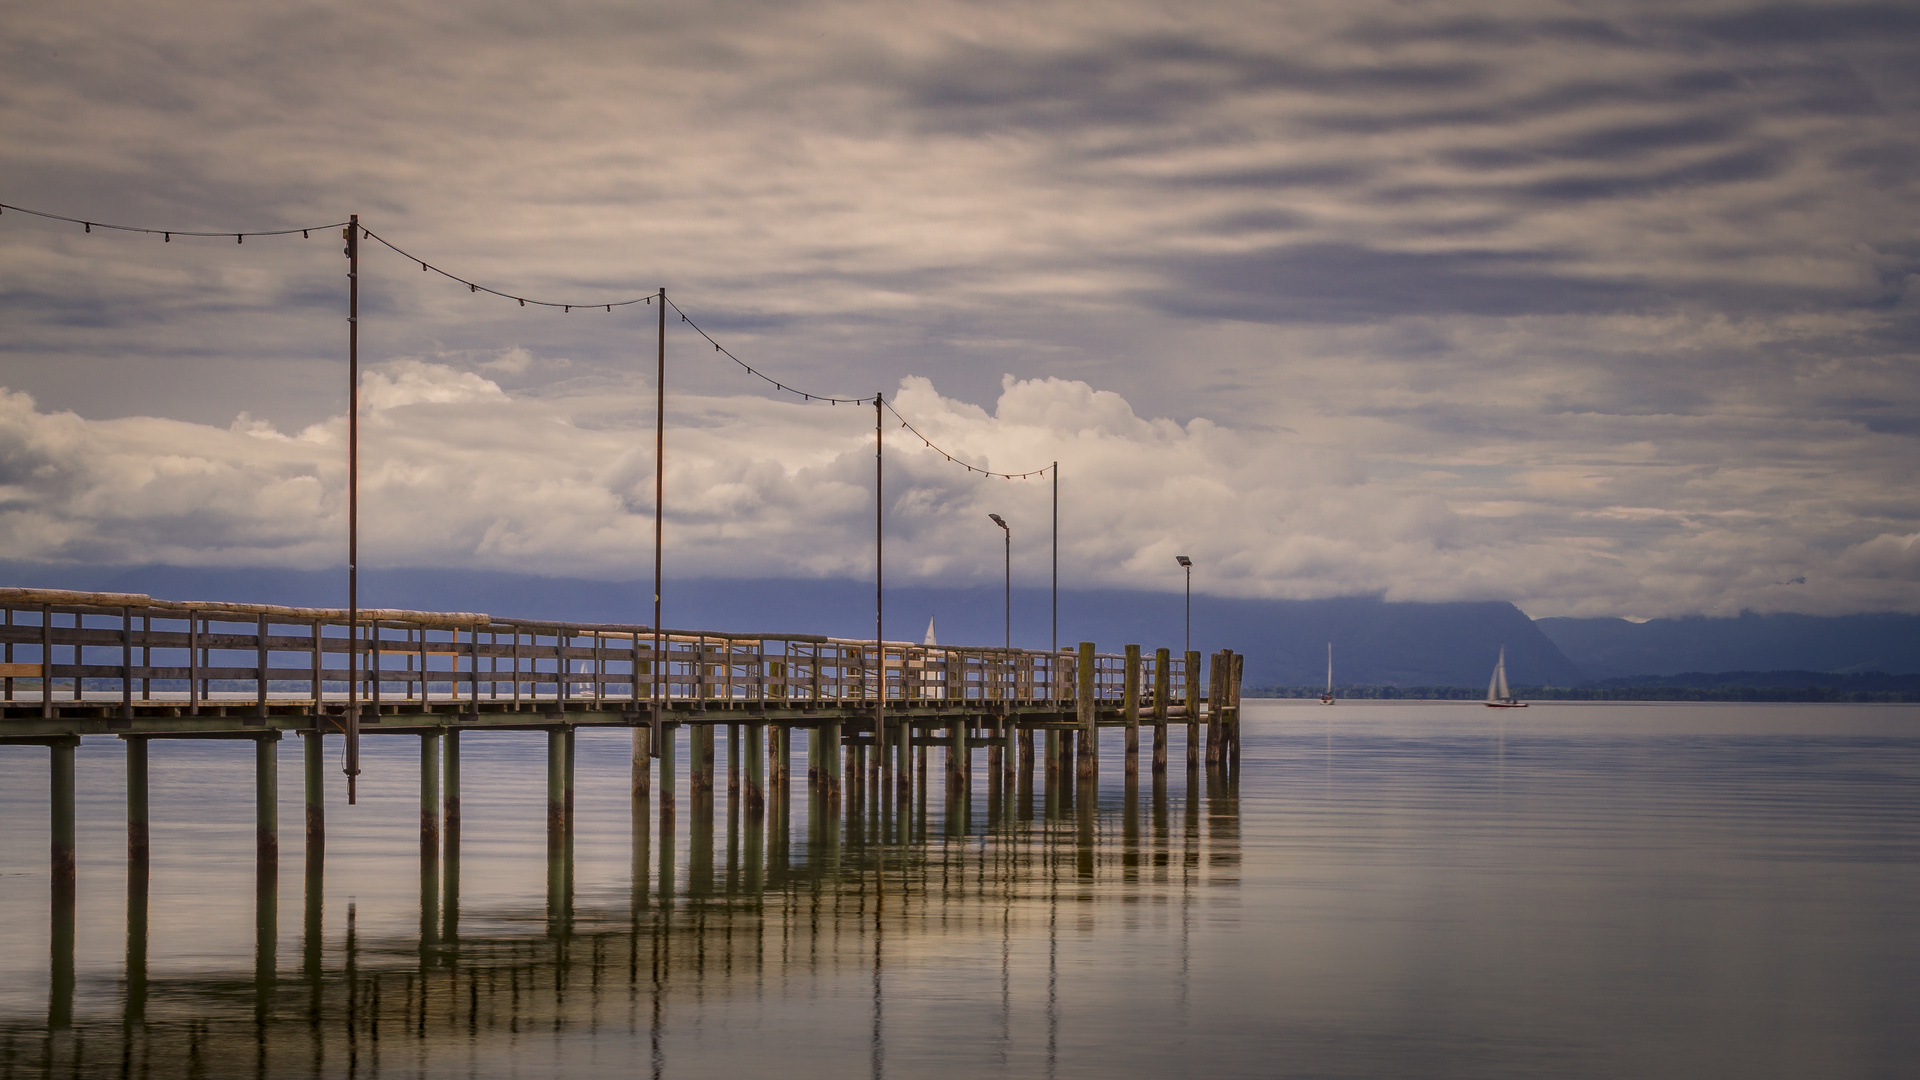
[345,214,361,804]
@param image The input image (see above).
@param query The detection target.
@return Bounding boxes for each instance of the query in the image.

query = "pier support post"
[127,736,150,866]
[303,729,324,858]
[1184,650,1201,770]
[1076,642,1097,783]
[728,723,740,797]
[547,728,567,927]
[50,737,77,1029]
[659,721,677,824]
[442,729,460,943]
[1152,648,1170,776]
[947,715,967,790]
[631,722,650,911]
[773,724,789,789]
[258,732,281,869]
[1044,728,1060,783]
[256,733,280,1015]
[691,724,714,799]
[1206,652,1225,768]
[822,721,843,801]
[1124,644,1141,777]
[1228,652,1244,767]
[420,732,441,866]
[745,722,765,816]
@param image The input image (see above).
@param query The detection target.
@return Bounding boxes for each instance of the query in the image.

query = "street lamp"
[989,514,1011,650]
[1176,555,1192,654]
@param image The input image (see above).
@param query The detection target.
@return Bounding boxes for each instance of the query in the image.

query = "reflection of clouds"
[0,0,1914,619]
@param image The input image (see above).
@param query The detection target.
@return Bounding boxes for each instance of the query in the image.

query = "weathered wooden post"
[1123,644,1141,777]
[1184,650,1201,769]
[547,728,566,924]
[822,720,843,800]
[1205,651,1227,767]
[1229,652,1244,766]
[728,722,741,797]
[442,729,460,942]
[303,729,325,858]
[745,721,765,816]
[1076,642,1097,782]
[49,736,76,1029]
[127,736,150,867]
[659,721,677,825]
[258,732,281,869]
[947,714,967,789]
[691,724,715,798]
[420,732,441,865]
[1152,647,1170,776]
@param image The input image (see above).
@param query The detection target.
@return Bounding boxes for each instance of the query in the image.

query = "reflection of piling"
[420,732,440,952]
[302,731,324,1017]
[689,791,714,898]
[659,721,677,825]
[728,723,740,797]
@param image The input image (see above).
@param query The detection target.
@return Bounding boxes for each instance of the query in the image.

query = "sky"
[1,0,1917,619]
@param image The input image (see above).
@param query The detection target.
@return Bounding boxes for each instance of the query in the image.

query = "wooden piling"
[728,723,740,796]
[658,721,677,823]
[1123,643,1141,777]
[127,736,150,866]
[947,715,967,789]
[303,729,324,858]
[442,729,460,941]
[420,732,441,864]
[50,738,77,1025]
[823,721,843,800]
[547,728,566,919]
[1152,647,1170,776]
[1076,641,1097,782]
[257,732,280,868]
[745,722,765,816]
[1184,650,1201,769]
[691,724,714,798]
[1228,651,1244,766]
[1205,651,1226,767]
[631,723,651,800]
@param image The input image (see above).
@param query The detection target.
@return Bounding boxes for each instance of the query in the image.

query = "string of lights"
[884,400,1055,480]
[0,200,348,242]
[357,226,658,312]
[1,200,1057,478]
[663,297,869,405]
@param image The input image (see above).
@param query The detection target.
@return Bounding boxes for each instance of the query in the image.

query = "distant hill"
[1536,613,1920,678]
[0,562,1581,688]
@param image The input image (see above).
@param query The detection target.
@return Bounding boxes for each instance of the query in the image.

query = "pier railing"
[0,588,1193,717]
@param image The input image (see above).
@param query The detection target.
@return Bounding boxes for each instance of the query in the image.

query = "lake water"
[1,701,1916,1078]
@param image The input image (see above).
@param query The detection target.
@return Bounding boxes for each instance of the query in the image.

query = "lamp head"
[1176,555,1192,567]
[988,514,1008,530]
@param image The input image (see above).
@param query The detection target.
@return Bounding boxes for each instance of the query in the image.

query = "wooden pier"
[2,585,1243,1027]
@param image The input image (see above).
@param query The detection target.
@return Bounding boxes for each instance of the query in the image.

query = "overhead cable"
[0,200,347,242]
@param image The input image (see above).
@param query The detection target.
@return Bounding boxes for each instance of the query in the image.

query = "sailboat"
[1320,641,1335,704]
[1484,646,1528,708]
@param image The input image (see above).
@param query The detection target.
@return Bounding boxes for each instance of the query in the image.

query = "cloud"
[0,0,1917,617]
[1,364,1916,618]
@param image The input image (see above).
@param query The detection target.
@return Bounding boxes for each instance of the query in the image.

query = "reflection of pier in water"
[4,752,1241,1078]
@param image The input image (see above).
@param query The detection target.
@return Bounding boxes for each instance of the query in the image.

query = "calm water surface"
[1,701,1916,1078]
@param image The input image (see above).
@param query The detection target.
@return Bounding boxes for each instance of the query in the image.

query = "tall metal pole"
[653,288,666,723]
[1004,524,1011,651]
[1185,564,1191,655]
[345,214,360,805]
[874,392,885,742]
[1051,461,1058,672]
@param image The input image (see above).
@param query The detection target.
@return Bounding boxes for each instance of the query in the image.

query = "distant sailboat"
[1484,646,1528,708]
[924,615,937,647]
[1320,641,1335,705]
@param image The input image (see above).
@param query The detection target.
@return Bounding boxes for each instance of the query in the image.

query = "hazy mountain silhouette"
[0,562,1578,688]
[1537,613,1920,677]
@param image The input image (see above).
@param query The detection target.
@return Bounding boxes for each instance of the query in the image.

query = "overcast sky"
[2,0,1917,618]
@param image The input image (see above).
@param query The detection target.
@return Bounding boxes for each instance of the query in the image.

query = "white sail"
[1326,642,1333,694]
[1497,647,1511,700]
[1487,664,1499,702]
[924,615,937,647]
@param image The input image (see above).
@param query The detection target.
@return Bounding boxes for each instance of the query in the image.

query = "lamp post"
[989,514,1010,650]
[1176,555,1192,655]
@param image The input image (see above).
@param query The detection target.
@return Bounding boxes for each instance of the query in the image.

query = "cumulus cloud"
[1,363,1916,617]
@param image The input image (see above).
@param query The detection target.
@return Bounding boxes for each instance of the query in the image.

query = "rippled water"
[2,701,1917,1078]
